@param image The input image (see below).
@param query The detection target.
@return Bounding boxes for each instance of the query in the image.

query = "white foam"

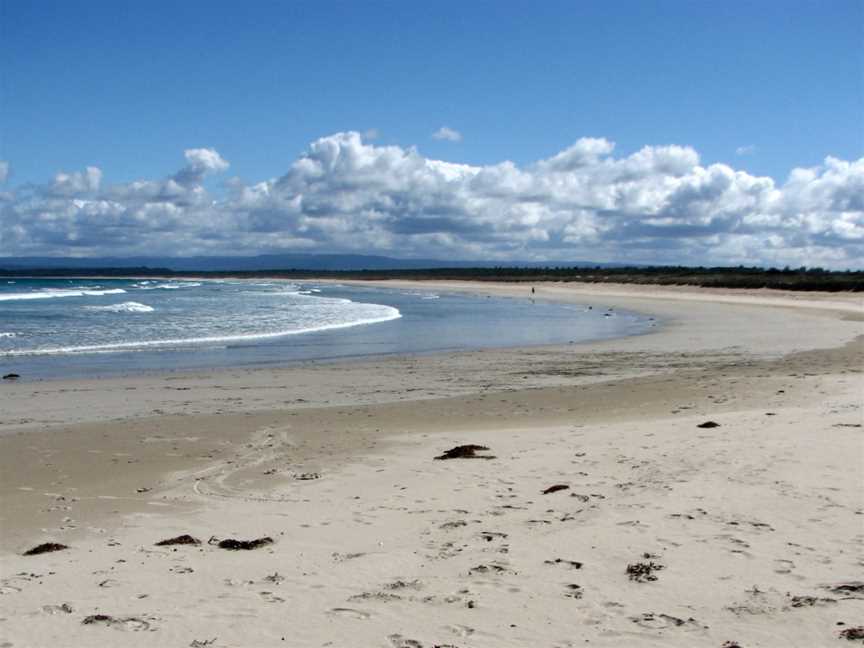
[85,289,127,296]
[150,282,202,290]
[85,301,155,313]
[0,288,127,301]
[0,332,16,339]
[2,307,402,357]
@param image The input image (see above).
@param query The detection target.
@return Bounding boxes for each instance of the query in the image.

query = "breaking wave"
[85,301,155,313]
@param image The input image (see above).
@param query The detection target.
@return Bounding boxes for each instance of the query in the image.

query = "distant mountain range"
[0,254,629,272]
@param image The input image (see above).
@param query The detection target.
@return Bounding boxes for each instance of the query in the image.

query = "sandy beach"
[0,280,862,648]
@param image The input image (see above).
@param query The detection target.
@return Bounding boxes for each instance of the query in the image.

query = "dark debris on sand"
[156,534,201,546]
[294,472,320,480]
[23,542,68,556]
[542,484,569,494]
[626,561,664,582]
[434,445,495,460]
[697,421,721,428]
[840,627,864,641]
[826,581,864,597]
[468,563,506,575]
[789,595,836,608]
[544,558,583,569]
[190,639,217,648]
[564,583,583,599]
[213,537,274,550]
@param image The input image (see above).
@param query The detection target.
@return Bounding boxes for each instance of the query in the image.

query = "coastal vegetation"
[1,265,862,292]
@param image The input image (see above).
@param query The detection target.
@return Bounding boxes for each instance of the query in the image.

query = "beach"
[0,280,862,647]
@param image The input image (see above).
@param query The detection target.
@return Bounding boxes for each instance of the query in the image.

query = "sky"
[1,0,862,267]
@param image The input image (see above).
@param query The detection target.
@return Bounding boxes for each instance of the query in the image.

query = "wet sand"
[0,281,861,647]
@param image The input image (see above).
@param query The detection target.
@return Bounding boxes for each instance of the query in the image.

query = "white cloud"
[49,166,102,196]
[1,134,862,268]
[173,148,229,186]
[432,126,462,142]
[736,145,757,156]
[0,161,8,184]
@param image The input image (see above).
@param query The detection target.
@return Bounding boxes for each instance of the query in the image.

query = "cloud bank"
[1,134,862,268]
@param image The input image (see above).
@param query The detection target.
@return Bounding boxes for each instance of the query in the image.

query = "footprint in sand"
[328,607,371,620]
[445,624,475,637]
[631,613,702,630]
[82,615,152,631]
[259,591,285,603]
[773,559,795,574]
[388,634,423,648]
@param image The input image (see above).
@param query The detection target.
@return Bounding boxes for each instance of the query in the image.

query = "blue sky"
[5,0,861,184]
[1,1,862,266]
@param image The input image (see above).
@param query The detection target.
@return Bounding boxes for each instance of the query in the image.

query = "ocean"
[0,278,653,379]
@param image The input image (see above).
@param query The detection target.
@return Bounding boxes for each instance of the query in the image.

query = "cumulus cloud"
[1,133,861,268]
[172,148,229,186]
[49,166,102,196]
[432,126,462,142]
[0,161,8,184]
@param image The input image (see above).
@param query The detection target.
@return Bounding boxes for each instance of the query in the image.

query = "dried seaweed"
[217,537,273,550]
[626,561,664,582]
[434,445,494,460]
[23,542,68,556]
[155,534,201,546]
[542,484,569,494]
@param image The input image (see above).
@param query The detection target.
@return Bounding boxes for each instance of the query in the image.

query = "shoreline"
[1,281,860,429]
[0,278,650,383]
[0,280,861,647]
[3,278,859,383]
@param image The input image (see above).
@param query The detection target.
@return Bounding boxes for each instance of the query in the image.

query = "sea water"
[0,278,653,379]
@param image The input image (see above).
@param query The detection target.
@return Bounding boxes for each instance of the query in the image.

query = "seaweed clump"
[626,561,664,582]
[23,542,68,556]
[435,445,495,460]
[215,537,274,550]
[155,534,201,547]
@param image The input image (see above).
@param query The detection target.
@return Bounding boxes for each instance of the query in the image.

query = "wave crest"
[0,288,127,301]
[85,301,155,313]
[2,306,401,357]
